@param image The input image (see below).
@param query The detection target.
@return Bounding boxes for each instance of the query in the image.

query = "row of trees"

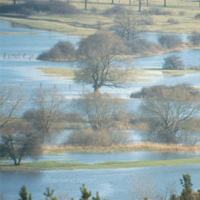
[11,174,200,200]
[1,83,200,165]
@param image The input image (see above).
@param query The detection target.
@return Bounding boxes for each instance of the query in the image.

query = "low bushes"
[37,41,76,61]
[158,34,182,49]
[66,128,131,146]
[0,1,80,16]
[142,8,173,15]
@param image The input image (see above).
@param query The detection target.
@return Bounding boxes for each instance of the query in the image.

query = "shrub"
[37,41,76,61]
[158,35,182,49]
[126,39,161,55]
[103,5,128,16]
[195,13,200,20]
[142,8,173,15]
[167,18,179,24]
[140,17,155,25]
[65,128,130,146]
[188,31,200,46]
[163,55,185,70]
[0,1,80,16]
[130,84,199,99]
[179,11,186,16]
[62,112,85,123]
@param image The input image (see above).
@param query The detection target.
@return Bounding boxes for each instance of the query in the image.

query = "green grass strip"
[1,158,200,171]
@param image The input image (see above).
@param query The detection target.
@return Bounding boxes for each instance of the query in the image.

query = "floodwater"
[1,164,200,200]
[1,19,200,199]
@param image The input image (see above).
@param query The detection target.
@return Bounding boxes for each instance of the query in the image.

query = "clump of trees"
[188,31,200,46]
[66,92,130,146]
[102,5,128,16]
[162,55,185,70]
[37,41,76,61]
[0,1,80,16]
[158,35,182,49]
[0,121,42,166]
[126,39,161,55]
[137,84,200,144]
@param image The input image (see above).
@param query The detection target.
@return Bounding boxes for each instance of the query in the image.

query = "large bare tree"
[23,86,66,134]
[0,121,42,166]
[139,84,200,144]
[75,31,128,93]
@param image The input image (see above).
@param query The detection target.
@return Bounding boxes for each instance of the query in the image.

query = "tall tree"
[75,31,128,93]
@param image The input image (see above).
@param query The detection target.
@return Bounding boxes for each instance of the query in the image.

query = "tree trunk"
[138,0,142,12]
[129,0,131,6]
[13,0,16,5]
[147,0,149,6]
[85,0,87,10]
[112,0,114,4]
[164,0,166,7]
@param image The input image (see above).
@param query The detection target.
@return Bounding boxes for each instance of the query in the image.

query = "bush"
[130,84,199,99]
[103,5,128,16]
[66,128,130,146]
[126,39,161,55]
[62,112,85,123]
[167,18,179,24]
[37,41,76,61]
[158,34,182,49]
[140,17,155,25]
[0,1,80,16]
[195,13,200,19]
[163,55,185,70]
[142,8,173,15]
[188,31,200,46]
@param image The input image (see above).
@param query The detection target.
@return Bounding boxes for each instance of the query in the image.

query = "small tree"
[0,121,42,165]
[162,55,185,70]
[112,10,143,41]
[180,174,193,200]
[19,185,32,200]
[44,187,58,200]
[80,184,92,200]
[188,31,200,46]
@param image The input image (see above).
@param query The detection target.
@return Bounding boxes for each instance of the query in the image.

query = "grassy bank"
[38,68,198,82]
[42,143,200,153]
[1,158,200,170]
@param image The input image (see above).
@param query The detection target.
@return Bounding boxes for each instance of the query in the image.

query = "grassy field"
[0,0,200,36]
[1,158,200,170]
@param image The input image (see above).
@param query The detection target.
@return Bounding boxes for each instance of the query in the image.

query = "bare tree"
[23,86,66,134]
[139,84,200,144]
[73,92,129,130]
[0,121,42,166]
[0,85,24,128]
[112,10,143,41]
[75,31,128,93]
